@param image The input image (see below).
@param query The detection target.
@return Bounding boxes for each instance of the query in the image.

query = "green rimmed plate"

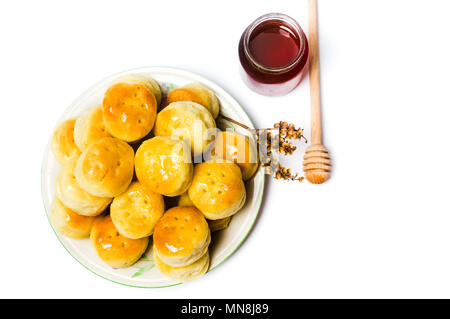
[41,67,265,288]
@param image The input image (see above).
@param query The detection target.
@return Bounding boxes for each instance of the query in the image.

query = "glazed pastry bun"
[209,131,259,181]
[73,106,110,151]
[102,79,158,142]
[75,137,134,198]
[207,217,231,232]
[188,160,246,220]
[56,158,112,216]
[153,206,210,267]
[154,101,216,155]
[110,181,165,239]
[153,246,209,282]
[49,198,97,239]
[90,215,149,268]
[113,74,162,106]
[135,136,193,197]
[167,83,219,119]
[51,118,81,165]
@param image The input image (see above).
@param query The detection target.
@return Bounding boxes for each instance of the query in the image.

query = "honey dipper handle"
[308,0,322,145]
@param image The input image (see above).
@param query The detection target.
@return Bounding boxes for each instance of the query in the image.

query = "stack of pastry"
[153,207,211,282]
[50,74,161,268]
[49,75,259,283]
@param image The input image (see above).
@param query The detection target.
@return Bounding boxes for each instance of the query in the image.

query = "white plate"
[41,66,265,287]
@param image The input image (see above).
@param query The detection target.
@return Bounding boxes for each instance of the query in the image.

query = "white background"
[1,0,450,298]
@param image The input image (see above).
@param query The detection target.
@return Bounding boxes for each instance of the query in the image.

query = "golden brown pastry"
[167,83,219,119]
[207,217,231,232]
[102,80,157,142]
[209,131,259,180]
[73,106,110,151]
[135,136,193,197]
[153,206,210,267]
[153,246,209,282]
[51,118,81,165]
[90,215,149,268]
[188,160,246,220]
[177,191,231,232]
[49,198,97,239]
[56,158,112,216]
[75,137,134,198]
[113,74,161,106]
[154,101,216,155]
[110,181,165,239]
[177,191,194,207]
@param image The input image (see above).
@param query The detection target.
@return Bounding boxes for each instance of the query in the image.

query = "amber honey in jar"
[238,13,309,96]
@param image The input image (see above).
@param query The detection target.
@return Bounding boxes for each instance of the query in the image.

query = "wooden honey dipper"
[303,0,332,184]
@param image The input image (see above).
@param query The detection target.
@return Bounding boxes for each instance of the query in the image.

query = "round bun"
[188,160,246,220]
[110,181,165,239]
[90,215,149,268]
[51,118,81,165]
[49,198,97,239]
[102,81,157,142]
[153,246,209,282]
[153,206,210,267]
[154,101,216,155]
[207,217,231,232]
[177,191,194,207]
[113,74,161,106]
[167,83,219,119]
[135,136,193,197]
[209,131,259,180]
[75,137,134,198]
[74,106,110,151]
[56,159,112,216]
